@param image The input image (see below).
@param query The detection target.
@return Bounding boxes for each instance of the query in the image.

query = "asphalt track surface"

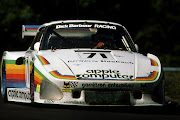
[0,96,180,120]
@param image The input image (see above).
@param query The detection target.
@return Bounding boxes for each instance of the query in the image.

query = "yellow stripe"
[34,71,44,80]
[6,64,25,69]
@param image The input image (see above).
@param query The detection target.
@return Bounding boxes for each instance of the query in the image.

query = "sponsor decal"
[64,82,70,88]
[56,24,92,29]
[94,24,116,30]
[76,69,134,80]
[56,24,116,30]
[68,60,98,63]
[62,89,72,92]
[63,81,78,88]
[82,83,134,89]
[64,100,86,104]
[100,60,134,64]
[67,60,134,64]
[8,89,31,101]
[44,100,55,103]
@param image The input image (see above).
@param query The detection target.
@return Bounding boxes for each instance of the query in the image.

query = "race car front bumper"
[33,79,163,106]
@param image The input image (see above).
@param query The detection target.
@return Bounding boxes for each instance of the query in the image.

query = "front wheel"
[30,66,35,103]
[152,70,165,105]
[1,61,8,102]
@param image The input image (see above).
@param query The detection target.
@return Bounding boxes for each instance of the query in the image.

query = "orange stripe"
[6,74,25,80]
[34,75,42,83]
[6,69,25,74]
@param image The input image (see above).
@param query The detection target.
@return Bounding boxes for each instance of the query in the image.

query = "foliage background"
[0,0,179,67]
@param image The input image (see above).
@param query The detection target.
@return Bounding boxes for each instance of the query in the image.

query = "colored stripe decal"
[49,70,77,80]
[6,79,25,83]
[6,74,25,80]
[24,25,40,32]
[150,58,158,66]
[5,60,26,85]
[6,69,25,74]
[5,83,26,88]
[34,67,48,85]
[6,64,25,69]
[135,71,158,81]
[37,55,50,65]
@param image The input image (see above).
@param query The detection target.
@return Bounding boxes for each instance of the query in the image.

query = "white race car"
[1,20,164,106]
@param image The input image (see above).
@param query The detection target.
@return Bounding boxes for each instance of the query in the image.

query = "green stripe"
[26,30,37,32]
[34,66,48,80]
[5,59,26,64]
[5,60,16,64]
[154,72,159,80]
[36,55,43,65]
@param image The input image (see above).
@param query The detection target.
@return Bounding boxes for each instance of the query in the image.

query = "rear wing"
[22,25,40,39]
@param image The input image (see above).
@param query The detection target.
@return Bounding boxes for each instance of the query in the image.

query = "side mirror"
[34,42,40,52]
[135,44,139,52]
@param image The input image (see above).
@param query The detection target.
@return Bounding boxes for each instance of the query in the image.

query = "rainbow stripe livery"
[5,60,26,85]
[24,25,40,32]
[34,67,48,85]
[37,55,50,65]
[150,58,158,66]
[135,71,159,81]
[49,70,77,80]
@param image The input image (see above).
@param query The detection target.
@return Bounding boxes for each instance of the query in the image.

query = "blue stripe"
[24,25,40,29]
[5,83,26,88]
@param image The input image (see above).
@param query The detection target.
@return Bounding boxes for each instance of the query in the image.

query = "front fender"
[135,53,162,82]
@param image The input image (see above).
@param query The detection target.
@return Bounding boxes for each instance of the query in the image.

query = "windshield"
[40,23,134,51]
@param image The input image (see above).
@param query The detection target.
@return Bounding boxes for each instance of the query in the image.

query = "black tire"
[152,70,165,105]
[1,61,8,102]
[30,65,35,103]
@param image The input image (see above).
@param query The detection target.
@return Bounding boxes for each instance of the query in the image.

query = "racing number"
[84,53,108,58]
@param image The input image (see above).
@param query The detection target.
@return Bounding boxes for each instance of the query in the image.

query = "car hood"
[36,49,154,81]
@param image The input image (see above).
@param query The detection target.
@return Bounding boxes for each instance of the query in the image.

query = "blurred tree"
[0,0,35,52]
[134,0,180,66]
[0,0,179,66]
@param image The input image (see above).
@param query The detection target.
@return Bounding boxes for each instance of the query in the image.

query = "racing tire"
[1,61,8,103]
[30,65,35,103]
[152,69,165,105]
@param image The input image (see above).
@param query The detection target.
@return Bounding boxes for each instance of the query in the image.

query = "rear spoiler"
[22,25,40,39]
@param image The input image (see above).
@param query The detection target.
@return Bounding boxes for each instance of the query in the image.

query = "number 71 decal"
[77,52,113,59]
[84,53,107,58]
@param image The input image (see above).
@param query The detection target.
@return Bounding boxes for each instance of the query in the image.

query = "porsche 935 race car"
[1,20,164,106]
